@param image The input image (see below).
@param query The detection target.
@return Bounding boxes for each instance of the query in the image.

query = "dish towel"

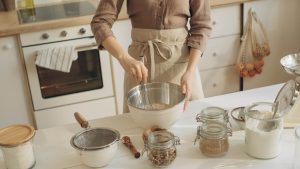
[35,46,78,73]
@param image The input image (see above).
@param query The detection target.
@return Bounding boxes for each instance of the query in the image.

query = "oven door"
[23,37,114,110]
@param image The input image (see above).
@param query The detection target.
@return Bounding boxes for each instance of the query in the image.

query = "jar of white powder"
[0,124,36,169]
[244,102,284,159]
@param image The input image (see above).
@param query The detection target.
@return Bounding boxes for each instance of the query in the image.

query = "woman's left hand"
[181,70,193,111]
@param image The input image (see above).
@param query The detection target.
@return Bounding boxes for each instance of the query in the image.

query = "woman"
[91,0,212,113]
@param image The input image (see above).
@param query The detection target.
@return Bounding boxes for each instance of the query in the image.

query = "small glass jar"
[143,130,180,168]
[293,125,300,169]
[196,107,231,128]
[195,122,232,157]
[0,125,36,169]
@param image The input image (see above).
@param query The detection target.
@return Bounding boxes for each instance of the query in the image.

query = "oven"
[21,25,116,128]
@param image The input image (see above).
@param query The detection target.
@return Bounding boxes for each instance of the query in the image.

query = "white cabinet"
[200,5,241,97]
[0,36,33,127]
[243,0,299,90]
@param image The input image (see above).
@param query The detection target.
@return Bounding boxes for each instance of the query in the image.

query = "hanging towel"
[35,46,77,73]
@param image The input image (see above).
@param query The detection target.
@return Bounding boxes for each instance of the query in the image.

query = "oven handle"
[75,42,98,50]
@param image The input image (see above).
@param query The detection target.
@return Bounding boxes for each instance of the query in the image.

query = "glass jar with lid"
[196,107,231,128]
[195,121,232,157]
[143,130,180,168]
[0,124,36,169]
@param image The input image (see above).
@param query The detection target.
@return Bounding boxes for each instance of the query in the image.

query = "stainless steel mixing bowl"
[127,82,186,129]
[280,53,300,76]
[127,82,185,111]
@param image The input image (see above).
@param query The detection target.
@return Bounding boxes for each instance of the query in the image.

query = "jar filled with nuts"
[195,122,232,157]
[143,130,180,168]
[196,107,231,128]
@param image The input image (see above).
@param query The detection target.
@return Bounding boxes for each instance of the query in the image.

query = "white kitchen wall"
[243,0,299,89]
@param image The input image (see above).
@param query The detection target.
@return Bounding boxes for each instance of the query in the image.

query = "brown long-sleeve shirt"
[91,0,212,52]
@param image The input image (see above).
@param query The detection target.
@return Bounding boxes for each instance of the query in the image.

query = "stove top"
[17,1,96,24]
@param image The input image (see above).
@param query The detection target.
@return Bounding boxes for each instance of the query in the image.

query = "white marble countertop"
[1,83,298,169]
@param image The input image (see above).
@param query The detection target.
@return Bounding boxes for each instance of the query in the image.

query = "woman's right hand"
[118,54,148,83]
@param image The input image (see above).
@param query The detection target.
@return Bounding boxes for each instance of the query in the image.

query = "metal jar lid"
[0,124,35,147]
[146,130,180,150]
[273,80,300,117]
[71,127,120,151]
[196,107,228,123]
[197,122,232,140]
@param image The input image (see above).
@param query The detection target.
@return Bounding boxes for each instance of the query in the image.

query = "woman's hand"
[102,37,148,83]
[181,48,202,111]
[181,70,193,111]
[118,55,148,83]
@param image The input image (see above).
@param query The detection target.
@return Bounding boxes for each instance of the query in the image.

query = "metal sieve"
[71,112,121,167]
[71,127,120,151]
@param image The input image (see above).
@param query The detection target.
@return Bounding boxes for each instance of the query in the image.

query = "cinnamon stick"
[121,136,140,158]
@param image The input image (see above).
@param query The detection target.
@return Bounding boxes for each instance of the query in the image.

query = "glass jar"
[195,122,232,157]
[293,125,300,169]
[244,102,284,159]
[0,125,36,169]
[196,107,231,128]
[144,130,180,168]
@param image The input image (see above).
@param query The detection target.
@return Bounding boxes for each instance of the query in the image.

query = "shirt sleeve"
[188,0,212,52]
[91,0,124,50]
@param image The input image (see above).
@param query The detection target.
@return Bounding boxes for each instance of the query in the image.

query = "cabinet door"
[0,36,33,127]
[200,66,240,97]
[199,35,240,71]
[210,5,241,38]
[243,0,299,90]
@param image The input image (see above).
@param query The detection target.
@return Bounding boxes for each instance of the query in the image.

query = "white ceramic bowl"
[127,82,185,129]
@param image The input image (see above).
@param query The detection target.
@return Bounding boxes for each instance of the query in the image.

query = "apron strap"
[132,39,185,82]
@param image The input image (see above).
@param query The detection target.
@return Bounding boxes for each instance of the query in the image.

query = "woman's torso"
[127,0,190,29]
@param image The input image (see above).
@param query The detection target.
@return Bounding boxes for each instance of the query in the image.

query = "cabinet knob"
[213,52,217,57]
[2,44,12,50]
[60,30,68,37]
[79,28,86,35]
[212,21,217,26]
[212,83,217,87]
[41,33,49,40]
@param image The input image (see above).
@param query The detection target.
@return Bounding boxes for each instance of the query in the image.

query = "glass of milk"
[244,102,284,159]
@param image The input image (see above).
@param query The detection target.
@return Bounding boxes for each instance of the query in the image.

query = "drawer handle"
[212,21,217,26]
[2,44,12,50]
[60,30,68,37]
[41,33,49,40]
[213,52,217,57]
[79,28,86,35]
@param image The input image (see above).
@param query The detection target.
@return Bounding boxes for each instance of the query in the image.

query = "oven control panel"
[20,25,94,47]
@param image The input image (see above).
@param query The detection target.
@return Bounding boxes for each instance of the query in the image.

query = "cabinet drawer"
[211,5,241,38]
[199,35,240,70]
[200,66,240,97]
[34,97,116,129]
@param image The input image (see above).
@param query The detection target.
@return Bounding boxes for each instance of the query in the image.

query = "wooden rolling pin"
[121,136,140,158]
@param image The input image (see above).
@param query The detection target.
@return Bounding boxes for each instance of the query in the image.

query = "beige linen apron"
[123,28,204,113]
